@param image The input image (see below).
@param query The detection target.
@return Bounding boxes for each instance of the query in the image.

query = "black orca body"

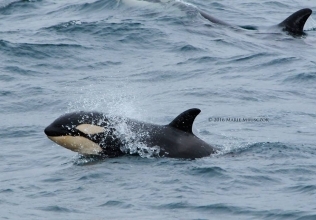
[44,108,217,159]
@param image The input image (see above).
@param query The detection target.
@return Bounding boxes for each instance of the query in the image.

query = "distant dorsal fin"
[278,8,312,35]
[168,108,201,133]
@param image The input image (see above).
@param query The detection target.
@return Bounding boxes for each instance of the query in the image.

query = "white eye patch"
[76,124,105,135]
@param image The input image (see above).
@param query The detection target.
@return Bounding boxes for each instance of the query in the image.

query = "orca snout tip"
[44,125,52,136]
[44,124,65,137]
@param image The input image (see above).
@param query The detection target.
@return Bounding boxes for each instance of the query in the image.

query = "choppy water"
[1,0,316,219]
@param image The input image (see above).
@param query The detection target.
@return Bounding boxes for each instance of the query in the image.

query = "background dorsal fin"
[278,8,312,35]
[168,108,201,134]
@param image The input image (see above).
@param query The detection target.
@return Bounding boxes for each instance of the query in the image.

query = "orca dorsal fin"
[168,108,201,134]
[278,8,312,35]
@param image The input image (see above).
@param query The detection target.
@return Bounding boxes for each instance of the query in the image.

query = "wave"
[285,184,316,194]
[284,72,316,83]
[0,0,41,15]
[188,166,230,179]
[46,0,118,16]
[0,39,86,59]
[36,205,80,213]
[155,202,313,219]
[219,142,316,161]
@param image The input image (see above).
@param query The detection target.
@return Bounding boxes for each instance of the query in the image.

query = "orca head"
[44,112,109,155]
[278,8,312,36]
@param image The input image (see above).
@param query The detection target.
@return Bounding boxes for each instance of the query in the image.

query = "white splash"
[67,84,159,158]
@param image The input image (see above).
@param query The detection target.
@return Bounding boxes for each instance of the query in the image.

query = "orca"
[120,0,313,37]
[199,8,313,36]
[44,108,217,159]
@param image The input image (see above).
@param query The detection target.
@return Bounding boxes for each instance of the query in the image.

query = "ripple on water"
[283,72,316,84]
[0,74,15,82]
[0,188,14,193]
[78,173,102,181]
[188,166,230,179]
[41,177,65,183]
[0,39,88,61]
[49,0,118,15]
[0,126,39,139]
[156,202,314,219]
[37,205,80,213]
[228,52,269,63]
[229,142,297,156]
[285,184,316,195]
[177,56,217,65]
[0,0,39,15]
[4,66,40,76]
[99,200,134,208]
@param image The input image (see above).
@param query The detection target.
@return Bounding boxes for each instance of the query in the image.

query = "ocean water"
[1,0,316,219]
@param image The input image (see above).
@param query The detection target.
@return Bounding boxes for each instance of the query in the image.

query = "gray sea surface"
[1,0,316,219]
